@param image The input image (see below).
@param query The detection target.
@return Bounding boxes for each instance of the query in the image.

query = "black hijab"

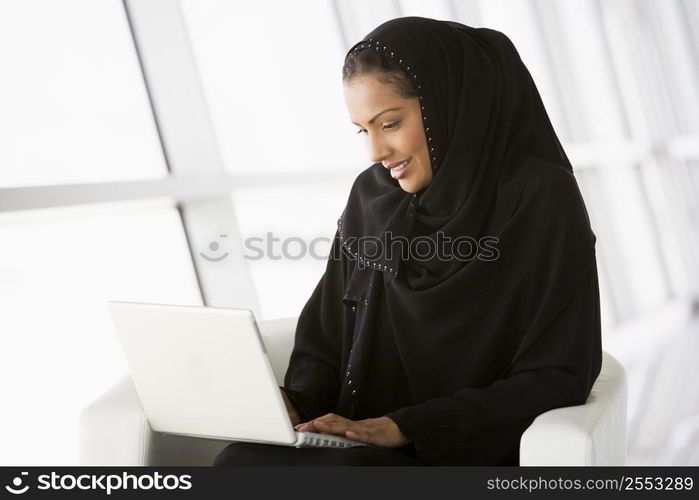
[283,16,602,465]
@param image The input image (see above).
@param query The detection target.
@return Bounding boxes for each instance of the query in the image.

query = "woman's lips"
[390,158,411,179]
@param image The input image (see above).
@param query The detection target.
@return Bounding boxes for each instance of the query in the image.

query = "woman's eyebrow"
[351,107,403,126]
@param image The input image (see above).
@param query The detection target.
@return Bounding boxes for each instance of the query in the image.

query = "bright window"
[0,201,201,465]
[0,0,166,187]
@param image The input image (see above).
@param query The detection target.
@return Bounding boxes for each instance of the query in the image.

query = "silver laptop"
[107,301,367,449]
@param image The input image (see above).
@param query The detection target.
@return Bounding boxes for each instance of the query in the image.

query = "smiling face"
[344,73,433,193]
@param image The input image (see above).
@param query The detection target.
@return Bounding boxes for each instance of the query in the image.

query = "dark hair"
[342,47,418,99]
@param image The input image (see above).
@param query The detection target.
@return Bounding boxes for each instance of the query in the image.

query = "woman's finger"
[294,414,359,436]
[313,419,351,436]
[297,417,401,448]
[294,421,316,432]
[294,417,339,433]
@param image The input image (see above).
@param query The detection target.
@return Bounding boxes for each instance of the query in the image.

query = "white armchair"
[79,316,627,466]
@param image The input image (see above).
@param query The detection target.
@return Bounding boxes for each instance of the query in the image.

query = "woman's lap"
[212,442,422,466]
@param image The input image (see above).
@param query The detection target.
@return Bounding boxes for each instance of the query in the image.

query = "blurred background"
[1,0,698,465]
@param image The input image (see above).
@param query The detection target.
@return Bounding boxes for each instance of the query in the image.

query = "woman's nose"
[368,134,391,164]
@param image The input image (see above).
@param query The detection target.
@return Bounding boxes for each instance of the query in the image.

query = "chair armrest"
[519,352,628,465]
[79,374,233,466]
[79,375,152,465]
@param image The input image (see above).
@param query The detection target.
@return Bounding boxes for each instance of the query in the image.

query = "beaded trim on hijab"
[340,38,439,279]
[348,38,439,171]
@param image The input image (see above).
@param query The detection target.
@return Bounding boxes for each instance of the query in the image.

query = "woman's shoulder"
[517,158,596,245]
[508,158,588,221]
[521,158,580,198]
[509,157,590,222]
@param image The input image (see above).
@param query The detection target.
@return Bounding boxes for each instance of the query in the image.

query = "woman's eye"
[355,121,401,135]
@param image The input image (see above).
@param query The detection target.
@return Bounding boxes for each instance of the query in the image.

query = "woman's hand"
[294,413,410,448]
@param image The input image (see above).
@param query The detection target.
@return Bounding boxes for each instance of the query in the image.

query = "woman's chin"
[398,177,429,193]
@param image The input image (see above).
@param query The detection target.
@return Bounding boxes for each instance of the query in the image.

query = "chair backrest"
[258,316,298,385]
[520,351,628,465]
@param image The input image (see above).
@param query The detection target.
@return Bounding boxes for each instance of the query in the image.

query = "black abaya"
[279,164,602,466]
[218,17,603,466]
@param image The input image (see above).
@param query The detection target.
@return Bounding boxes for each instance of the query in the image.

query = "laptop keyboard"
[294,431,368,449]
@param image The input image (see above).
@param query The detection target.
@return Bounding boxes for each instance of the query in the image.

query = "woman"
[214,16,602,466]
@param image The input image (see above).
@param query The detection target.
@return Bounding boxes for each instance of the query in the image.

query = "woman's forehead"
[344,84,411,125]
[344,75,408,106]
